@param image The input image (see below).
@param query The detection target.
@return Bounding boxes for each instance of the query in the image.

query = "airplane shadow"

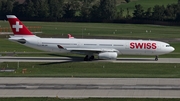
[39,61,73,65]
[47,53,83,58]
[39,58,155,66]
[116,58,155,61]
[39,57,84,65]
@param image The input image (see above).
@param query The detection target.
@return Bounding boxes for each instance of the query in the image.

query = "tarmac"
[0,57,180,98]
[0,78,180,98]
[0,57,180,63]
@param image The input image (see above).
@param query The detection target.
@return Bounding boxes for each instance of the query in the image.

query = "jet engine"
[98,52,118,60]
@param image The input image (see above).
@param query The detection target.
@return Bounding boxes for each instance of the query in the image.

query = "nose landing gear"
[155,55,158,61]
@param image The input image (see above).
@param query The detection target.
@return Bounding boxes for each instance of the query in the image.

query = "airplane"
[7,15,175,61]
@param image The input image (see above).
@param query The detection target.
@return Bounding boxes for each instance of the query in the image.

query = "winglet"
[68,34,74,39]
[7,15,33,35]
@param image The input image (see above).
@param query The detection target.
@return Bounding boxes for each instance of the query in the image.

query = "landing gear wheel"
[89,55,94,61]
[84,55,89,61]
[84,55,95,61]
[155,55,158,61]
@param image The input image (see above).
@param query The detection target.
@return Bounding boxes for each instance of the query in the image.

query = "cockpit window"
[166,45,171,47]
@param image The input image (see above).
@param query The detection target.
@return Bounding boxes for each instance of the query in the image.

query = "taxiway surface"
[0,78,180,98]
[0,57,180,63]
[0,57,179,98]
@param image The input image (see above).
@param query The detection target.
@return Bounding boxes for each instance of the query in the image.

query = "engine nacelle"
[98,52,118,60]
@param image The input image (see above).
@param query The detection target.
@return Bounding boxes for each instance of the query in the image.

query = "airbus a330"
[7,15,175,61]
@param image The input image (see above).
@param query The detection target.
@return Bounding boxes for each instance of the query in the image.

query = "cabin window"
[113,44,123,46]
[166,45,170,47]
[99,44,112,46]
[84,44,97,46]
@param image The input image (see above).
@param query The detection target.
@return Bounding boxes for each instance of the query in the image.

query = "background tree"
[24,0,35,17]
[63,1,79,18]
[175,3,180,21]
[89,4,100,21]
[164,4,176,20]
[126,8,131,19]
[80,0,93,19]
[144,7,152,19]
[48,0,64,20]
[152,5,165,21]
[12,1,26,17]
[0,1,2,15]
[0,0,14,15]
[125,0,130,3]
[133,4,144,19]
[0,1,2,16]
[115,8,124,19]
[35,0,49,18]
[98,0,117,20]
[1,0,180,23]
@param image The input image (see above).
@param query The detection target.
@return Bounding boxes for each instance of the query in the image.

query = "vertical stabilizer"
[7,15,33,35]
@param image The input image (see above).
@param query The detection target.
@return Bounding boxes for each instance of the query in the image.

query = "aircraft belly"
[24,43,42,51]
[121,49,156,55]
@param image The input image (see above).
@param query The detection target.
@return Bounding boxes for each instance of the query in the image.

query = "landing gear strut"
[84,55,94,61]
[155,55,158,61]
[84,55,89,61]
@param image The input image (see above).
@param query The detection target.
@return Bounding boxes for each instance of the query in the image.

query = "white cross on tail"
[12,21,23,32]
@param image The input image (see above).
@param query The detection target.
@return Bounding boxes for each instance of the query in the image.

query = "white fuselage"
[6,15,175,60]
[10,36,174,56]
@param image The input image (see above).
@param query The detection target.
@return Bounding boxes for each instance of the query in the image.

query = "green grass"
[117,0,178,16]
[0,98,180,101]
[0,39,40,52]
[1,21,180,39]
[0,62,180,78]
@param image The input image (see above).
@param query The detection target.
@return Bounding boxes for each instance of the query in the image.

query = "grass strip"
[0,62,180,78]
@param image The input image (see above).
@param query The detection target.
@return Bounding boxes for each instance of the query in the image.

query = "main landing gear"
[84,55,94,61]
[155,55,158,61]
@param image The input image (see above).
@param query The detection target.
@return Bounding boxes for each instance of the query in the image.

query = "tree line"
[1,0,180,23]
[132,1,180,21]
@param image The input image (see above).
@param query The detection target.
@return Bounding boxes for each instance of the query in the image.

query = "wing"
[65,48,119,54]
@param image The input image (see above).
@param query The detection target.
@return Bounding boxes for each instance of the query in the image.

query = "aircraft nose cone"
[163,46,175,54]
[171,47,175,52]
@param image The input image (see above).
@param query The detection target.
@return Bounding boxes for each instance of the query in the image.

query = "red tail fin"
[68,34,74,38]
[7,15,33,35]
